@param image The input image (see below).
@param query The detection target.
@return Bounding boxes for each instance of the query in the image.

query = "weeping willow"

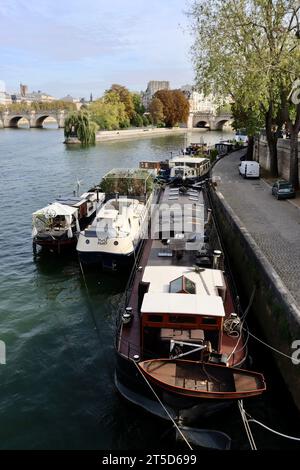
[64,111,98,146]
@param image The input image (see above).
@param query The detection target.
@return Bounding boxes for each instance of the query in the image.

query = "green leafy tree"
[64,111,98,145]
[90,95,129,130]
[105,84,135,120]
[143,113,154,126]
[131,113,144,127]
[1,100,76,113]
[231,101,264,159]
[143,114,150,126]
[31,100,76,112]
[188,0,300,183]
[132,93,145,116]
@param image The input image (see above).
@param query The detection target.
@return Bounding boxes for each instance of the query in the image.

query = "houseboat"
[115,183,265,423]
[185,143,210,156]
[168,156,210,183]
[140,155,211,184]
[32,191,105,253]
[77,169,155,270]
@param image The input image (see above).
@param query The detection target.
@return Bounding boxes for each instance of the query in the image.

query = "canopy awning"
[32,202,78,218]
[32,203,79,238]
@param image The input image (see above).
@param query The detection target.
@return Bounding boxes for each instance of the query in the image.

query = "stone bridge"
[0,109,68,128]
[187,111,233,130]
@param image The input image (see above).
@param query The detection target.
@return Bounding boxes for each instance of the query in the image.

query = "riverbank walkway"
[212,149,300,307]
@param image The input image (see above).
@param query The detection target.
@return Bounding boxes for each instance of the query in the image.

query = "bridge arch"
[214,118,232,131]
[194,120,210,129]
[9,115,30,128]
[34,114,59,128]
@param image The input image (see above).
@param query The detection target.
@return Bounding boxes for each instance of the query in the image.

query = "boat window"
[169,315,196,324]
[169,277,183,293]
[202,317,217,325]
[185,277,196,293]
[147,315,163,323]
[169,276,196,294]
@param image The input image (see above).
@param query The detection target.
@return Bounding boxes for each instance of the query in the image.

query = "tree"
[64,111,98,145]
[172,90,190,126]
[154,90,190,127]
[188,0,300,181]
[231,101,264,159]
[31,100,76,112]
[131,92,145,116]
[281,85,300,187]
[0,100,76,113]
[154,90,175,127]
[149,97,164,125]
[131,113,144,127]
[90,94,129,130]
[143,114,150,126]
[105,84,135,120]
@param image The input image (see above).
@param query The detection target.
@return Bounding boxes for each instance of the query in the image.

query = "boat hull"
[33,236,77,253]
[78,241,142,270]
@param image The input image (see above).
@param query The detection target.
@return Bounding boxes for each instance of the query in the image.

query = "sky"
[0,0,195,99]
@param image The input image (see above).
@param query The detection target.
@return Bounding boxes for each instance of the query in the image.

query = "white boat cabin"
[139,265,227,357]
[77,196,151,256]
[169,156,210,178]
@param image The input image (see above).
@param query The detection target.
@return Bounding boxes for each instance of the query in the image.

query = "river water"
[0,127,299,450]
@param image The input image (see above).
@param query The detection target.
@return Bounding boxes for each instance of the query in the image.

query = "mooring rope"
[242,326,297,362]
[132,360,193,451]
[78,257,102,341]
[247,418,300,442]
[241,402,300,442]
[227,287,256,362]
[238,400,257,450]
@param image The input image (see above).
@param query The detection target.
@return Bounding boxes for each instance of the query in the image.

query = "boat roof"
[55,191,101,207]
[97,209,119,220]
[151,186,205,241]
[216,141,234,146]
[102,168,152,180]
[32,202,78,217]
[170,156,210,164]
[142,266,225,296]
[141,292,225,317]
[96,198,138,217]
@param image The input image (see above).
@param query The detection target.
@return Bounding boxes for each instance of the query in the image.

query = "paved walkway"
[213,150,300,307]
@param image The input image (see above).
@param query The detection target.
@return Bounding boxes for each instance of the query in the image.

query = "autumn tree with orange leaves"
[153,90,190,127]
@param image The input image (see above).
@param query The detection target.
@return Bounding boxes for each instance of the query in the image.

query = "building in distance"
[142,81,170,109]
[10,84,56,104]
[0,80,6,104]
[180,85,218,114]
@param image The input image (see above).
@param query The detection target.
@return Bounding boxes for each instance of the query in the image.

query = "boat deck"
[118,238,152,359]
[118,184,247,367]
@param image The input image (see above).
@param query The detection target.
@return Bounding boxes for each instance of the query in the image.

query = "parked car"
[239,161,260,179]
[271,180,295,200]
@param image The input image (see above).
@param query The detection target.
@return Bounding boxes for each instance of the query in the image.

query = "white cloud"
[0,0,194,96]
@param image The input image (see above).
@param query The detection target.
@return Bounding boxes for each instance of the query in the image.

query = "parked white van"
[239,161,260,179]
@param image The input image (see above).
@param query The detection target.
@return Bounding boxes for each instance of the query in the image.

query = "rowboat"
[138,359,266,400]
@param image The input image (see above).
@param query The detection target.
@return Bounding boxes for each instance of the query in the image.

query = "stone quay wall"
[211,188,300,411]
[254,137,300,184]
